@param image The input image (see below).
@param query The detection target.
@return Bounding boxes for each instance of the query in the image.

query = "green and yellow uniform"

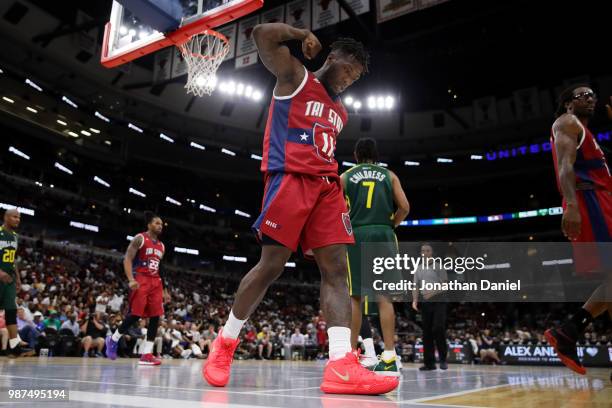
[341,163,399,305]
[0,226,18,310]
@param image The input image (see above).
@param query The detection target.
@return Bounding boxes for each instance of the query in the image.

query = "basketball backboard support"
[101,0,263,68]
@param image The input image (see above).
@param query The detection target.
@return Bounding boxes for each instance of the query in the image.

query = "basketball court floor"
[0,358,609,407]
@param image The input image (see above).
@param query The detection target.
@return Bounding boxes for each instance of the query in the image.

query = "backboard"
[102,0,263,68]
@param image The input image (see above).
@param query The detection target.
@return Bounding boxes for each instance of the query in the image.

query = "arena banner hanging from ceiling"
[377,0,449,23]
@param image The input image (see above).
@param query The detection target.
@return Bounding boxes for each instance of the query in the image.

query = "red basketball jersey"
[551,116,612,193]
[133,232,165,277]
[261,67,348,178]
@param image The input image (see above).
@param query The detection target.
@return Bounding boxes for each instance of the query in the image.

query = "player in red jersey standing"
[545,85,611,375]
[105,212,170,365]
[203,23,399,395]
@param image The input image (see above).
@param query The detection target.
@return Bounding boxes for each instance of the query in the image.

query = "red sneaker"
[321,352,399,395]
[139,353,161,366]
[203,330,240,387]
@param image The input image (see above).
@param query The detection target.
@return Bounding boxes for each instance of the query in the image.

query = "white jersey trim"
[136,233,145,249]
[273,66,308,100]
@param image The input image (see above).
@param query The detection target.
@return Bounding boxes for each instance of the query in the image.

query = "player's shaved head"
[3,208,21,229]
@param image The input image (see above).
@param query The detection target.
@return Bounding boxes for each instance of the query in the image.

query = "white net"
[178,31,229,97]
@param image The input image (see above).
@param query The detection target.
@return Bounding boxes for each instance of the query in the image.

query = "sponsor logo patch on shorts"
[342,212,353,236]
[265,219,280,229]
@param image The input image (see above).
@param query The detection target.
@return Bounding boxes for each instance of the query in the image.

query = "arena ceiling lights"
[217,80,263,101]
[128,187,146,198]
[344,95,395,112]
[8,146,30,160]
[54,162,73,175]
[0,203,34,216]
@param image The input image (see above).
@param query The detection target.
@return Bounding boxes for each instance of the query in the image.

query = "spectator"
[81,313,107,357]
[33,311,46,332]
[96,291,110,313]
[257,326,273,360]
[43,312,62,332]
[60,313,80,337]
[290,327,305,360]
[17,307,41,350]
[479,329,501,364]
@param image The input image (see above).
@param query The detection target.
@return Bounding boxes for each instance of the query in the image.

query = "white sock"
[328,327,351,361]
[112,329,122,342]
[9,336,21,349]
[222,310,247,339]
[382,349,397,362]
[142,340,154,355]
[363,338,376,358]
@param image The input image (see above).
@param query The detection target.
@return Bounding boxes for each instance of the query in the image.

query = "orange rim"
[178,30,229,61]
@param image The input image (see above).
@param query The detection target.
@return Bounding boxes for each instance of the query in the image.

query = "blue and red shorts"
[129,274,164,318]
[565,189,612,274]
[253,172,355,253]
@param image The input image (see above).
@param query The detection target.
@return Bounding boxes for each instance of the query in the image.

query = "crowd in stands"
[1,240,609,364]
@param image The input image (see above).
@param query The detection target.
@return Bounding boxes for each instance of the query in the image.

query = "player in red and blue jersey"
[545,85,612,375]
[105,212,170,366]
[204,23,399,395]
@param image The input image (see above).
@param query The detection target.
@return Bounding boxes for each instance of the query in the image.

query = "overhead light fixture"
[342,161,356,167]
[62,96,78,108]
[223,255,247,262]
[234,209,251,218]
[93,176,110,188]
[25,78,42,92]
[404,161,420,166]
[8,146,30,160]
[344,96,354,106]
[252,90,263,101]
[67,131,78,138]
[222,148,236,156]
[104,140,112,145]
[245,85,253,98]
[129,187,146,198]
[119,26,128,35]
[190,141,205,150]
[174,247,199,255]
[353,100,362,110]
[26,106,38,113]
[367,96,376,110]
[385,96,394,109]
[2,96,14,103]
[89,128,100,134]
[95,111,110,122]
[160,133,174,143]
[128,123,143,133]
[250,153,262,161]
[0,203,35,216]
[56,119,67,126]
[378,162,388,167]
[199,204,216,213]
[54,162,73,175]
[376,96,385,110]
[165,196,181,206]
[81,130,91,136]
[285,262,296,268]
[471,155,483,160]
[69,221,99,232]
[437,158,453,163]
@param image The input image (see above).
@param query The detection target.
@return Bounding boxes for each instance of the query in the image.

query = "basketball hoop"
[178,30,229,97]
